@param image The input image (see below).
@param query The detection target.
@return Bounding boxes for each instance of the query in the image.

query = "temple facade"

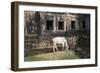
[24,11,90,36]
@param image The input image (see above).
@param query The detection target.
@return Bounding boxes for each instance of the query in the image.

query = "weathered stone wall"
[24,11,81,36]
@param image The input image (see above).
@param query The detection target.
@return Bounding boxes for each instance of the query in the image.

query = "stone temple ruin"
[24,11,90,35]
[24,11,90,58]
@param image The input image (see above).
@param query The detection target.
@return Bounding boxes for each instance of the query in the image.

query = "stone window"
[71,21,75,29]
[58,21,64,30]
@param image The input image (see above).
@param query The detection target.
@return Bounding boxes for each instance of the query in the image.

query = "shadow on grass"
[24,47,66,57]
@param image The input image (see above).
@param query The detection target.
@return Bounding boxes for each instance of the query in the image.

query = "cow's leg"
[51,45,55,60]
[64,42,69,51]
[53,45,56,53]
[66,45,69,51]
[55,44,59,52]
[62,43,65,51]
[53,43,58,60]
[53,43,58,52]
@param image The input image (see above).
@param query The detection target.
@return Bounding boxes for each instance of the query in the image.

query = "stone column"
[53,15,57,32]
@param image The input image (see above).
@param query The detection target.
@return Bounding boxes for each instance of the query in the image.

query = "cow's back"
[52,37,65,44]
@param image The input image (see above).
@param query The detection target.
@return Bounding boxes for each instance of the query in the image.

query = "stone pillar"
[75,16,79,30]
[53,16,57,32]
[64,15,67,32]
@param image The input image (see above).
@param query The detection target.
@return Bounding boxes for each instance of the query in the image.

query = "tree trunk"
[35,12,41,43]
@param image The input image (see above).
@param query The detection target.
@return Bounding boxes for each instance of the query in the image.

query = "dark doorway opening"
[58,21,64,30]
[71,21,75,29]
[46,20,53,30]
[82,20,86,29]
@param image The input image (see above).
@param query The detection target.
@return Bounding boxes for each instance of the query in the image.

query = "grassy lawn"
[24,50,80,61]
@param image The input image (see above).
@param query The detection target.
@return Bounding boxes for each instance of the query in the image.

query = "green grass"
[24,50,80,61]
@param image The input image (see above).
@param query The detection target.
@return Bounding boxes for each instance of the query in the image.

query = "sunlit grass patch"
[24,50,80,61]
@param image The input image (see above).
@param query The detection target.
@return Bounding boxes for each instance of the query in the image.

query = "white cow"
[52,37,69,53]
